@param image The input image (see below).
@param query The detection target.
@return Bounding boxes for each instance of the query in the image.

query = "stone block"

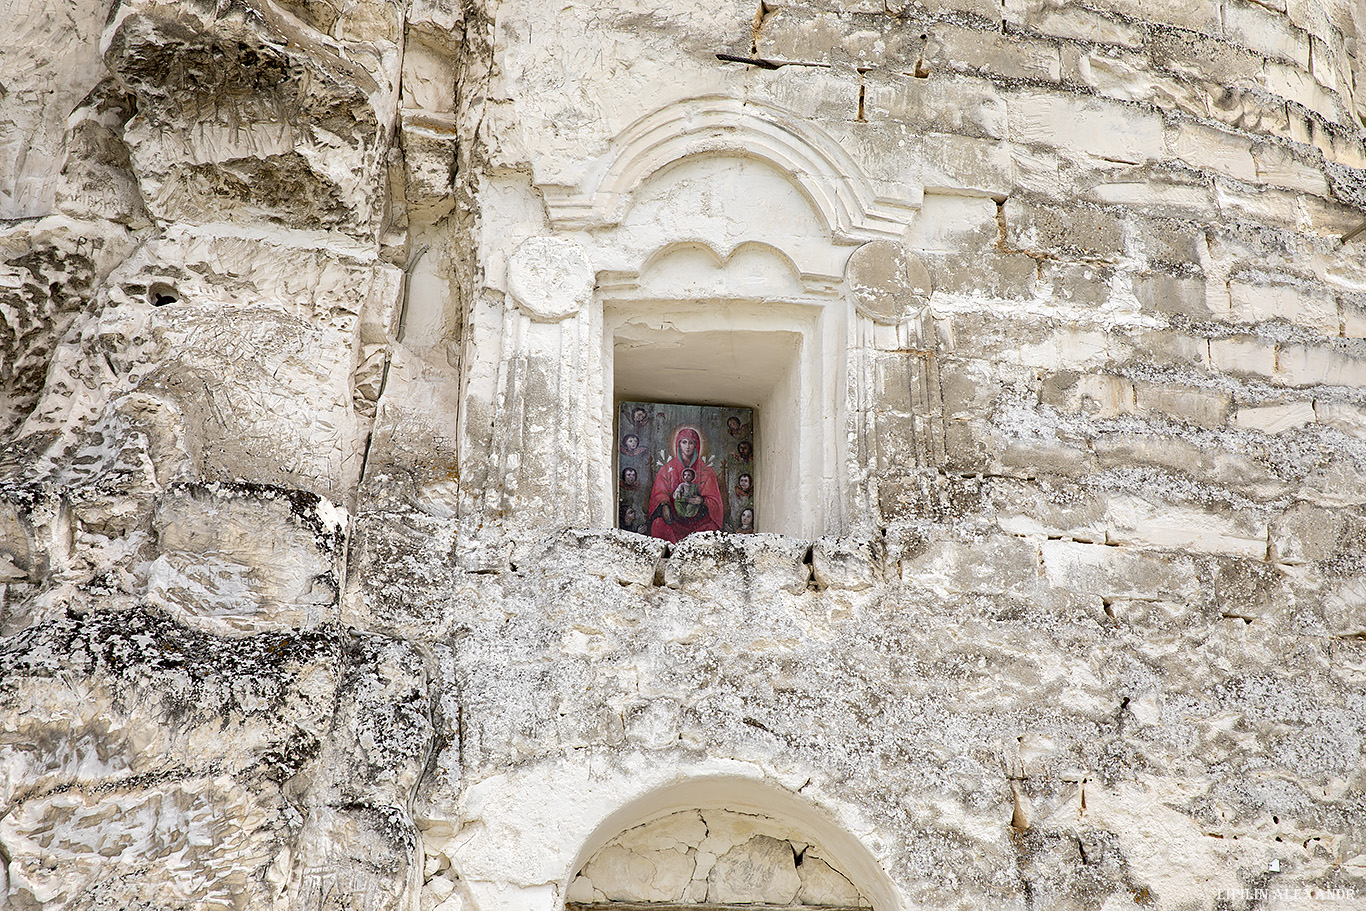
[1037,261,1115,307]
[812,536,881,591]
[900,535,1038,597]
[1004,0,1145,48]
[1014,327,1133,371]
[1232,401,1316,433]
[1275,344,1366,387]
[1224,0,1310,65]
[1229,279,1338,333]
[1041,539,1198,601]
[995,437,1096,477]
[1165,120,1259,183]
[991,478,1108,542]
[535,529,667,586]
[147,483,346,635]
[750,66,861,122]
[1314,400,1366,437]
[293,806,417,911]
[1132,271,1211,319]
[1291,111,1366,168]
[1210,335,1278,378]
[1066,47,1209,120]
[1252,141,1331,196]
[401,116,458,222]
[0,496,36,583]
[663,532,809,597]
[1101,0,1222,33]
[310,634,434,808]
[1149,26,1264,82]
[1,776,288,911]
[1270,503,1347,565]
[873,352,919,414]
[1092,433,1288,500]
[1215,180,1302,229]
[942,420,992,474]
[707,835,801,905]
[1104,495,1268,558]
[581,843,695,902]
[1003,198,1124,259]
[105,0,399,236]
[96,232,400,501]
[1092,177,1223,221]
[1134,380,1231,428]
[1124,214,1210,266]
[906,192,999,253]
[863,72,1007,140]
[1133,329,1212,369]
[401,38,458,114]
[1264,61,1347,125]
[1198,552,1293,626]
[1007,90,1166,165]
[933,26,1063,84]
[1303,452,1366,507]
[1042,372,1135,418]
[922,133,1015,199]
[797,854,863,907]
[874,411,925,474]
[1295,189,1363,237]
[1344,296,1366,338]
[925,250,1037,300]
[938,359,1002,420]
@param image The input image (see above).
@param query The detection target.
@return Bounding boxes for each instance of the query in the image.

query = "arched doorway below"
[566,808,871,909]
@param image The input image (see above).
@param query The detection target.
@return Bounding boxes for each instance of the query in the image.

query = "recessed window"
[604,294,831,538]
[616,401,756,541]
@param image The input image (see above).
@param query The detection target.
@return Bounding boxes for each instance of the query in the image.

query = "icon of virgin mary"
[647,426,724,543]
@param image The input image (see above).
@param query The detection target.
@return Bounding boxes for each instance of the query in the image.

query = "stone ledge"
[664,533,810,597]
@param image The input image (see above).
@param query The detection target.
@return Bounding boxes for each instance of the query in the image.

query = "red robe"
[648,448,724,543]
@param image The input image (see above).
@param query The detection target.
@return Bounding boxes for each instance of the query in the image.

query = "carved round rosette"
[845,239,932,324]
[506,236,595,321]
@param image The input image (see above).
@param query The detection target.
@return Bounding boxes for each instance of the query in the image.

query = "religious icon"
[616,401,755,541]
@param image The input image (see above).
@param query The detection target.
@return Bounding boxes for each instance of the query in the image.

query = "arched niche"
[464,95,924,539]
[561,777,899,911]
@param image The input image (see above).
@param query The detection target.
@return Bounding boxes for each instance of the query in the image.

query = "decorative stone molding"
[538,96,920,243]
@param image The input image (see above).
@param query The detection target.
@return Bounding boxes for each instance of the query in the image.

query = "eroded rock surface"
[4,0,1366,909]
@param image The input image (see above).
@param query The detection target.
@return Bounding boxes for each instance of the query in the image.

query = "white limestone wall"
[3,1,1366,911]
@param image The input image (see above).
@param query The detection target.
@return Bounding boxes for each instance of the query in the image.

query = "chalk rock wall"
[4,1,1366,911]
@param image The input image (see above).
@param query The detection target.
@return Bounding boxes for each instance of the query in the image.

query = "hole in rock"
[149,282,179,307]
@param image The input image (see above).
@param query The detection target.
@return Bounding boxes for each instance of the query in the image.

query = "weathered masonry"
[3,1,1366,910]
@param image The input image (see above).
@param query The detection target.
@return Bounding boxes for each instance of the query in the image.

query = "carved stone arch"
[561,776,902,911]
[539,96,920,242]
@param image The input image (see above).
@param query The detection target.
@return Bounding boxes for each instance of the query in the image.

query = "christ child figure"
[673,468,702,519]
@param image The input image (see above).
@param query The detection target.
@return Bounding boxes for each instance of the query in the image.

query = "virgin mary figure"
[647,427,724,543]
